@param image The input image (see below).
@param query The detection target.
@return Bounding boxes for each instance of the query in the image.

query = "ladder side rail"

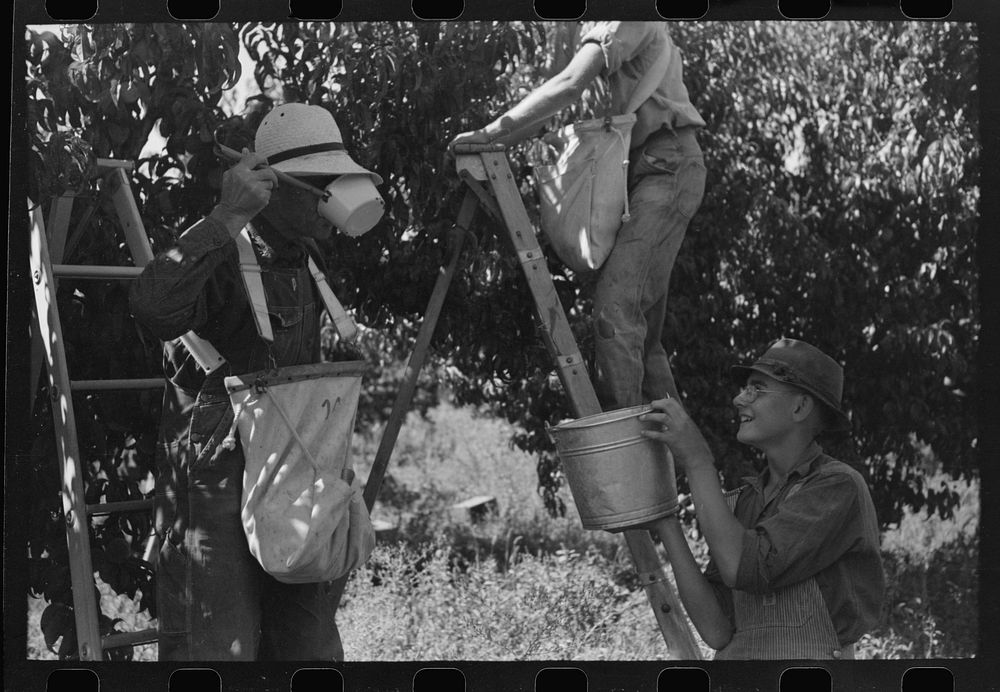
[30,305,45,420]
[479,152,702,660]
[30,196,76,422]
[107,168,155,266]
[29,203,104,661]
[624,530,704,658]
[47,195,76,266]
[478,151,601,417]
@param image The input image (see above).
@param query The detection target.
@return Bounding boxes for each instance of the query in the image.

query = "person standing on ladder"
[130,104,377,661]
[450,21,707,407]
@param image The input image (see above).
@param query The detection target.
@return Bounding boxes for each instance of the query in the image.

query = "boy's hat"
[254,103,382,185]
[731,338,852,432]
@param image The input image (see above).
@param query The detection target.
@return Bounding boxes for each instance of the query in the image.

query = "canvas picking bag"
[225,361,375,583]
[533,115,637,272]
[218,229,375,584]
[532,43,673,272]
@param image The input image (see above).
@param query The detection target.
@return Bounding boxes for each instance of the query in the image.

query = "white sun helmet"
[255,103,385,236]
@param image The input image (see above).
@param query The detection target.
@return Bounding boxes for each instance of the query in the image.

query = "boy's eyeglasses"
[736,383,786,402]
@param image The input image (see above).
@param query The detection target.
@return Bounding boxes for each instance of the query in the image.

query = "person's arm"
[732,471,865,593]
[641,397,747,588]
[650,514,734,649]
[129,149,278,340]
[449,41,607,149]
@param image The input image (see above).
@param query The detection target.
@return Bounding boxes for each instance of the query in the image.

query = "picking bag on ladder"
[533,114,636,273]
[225,361,376,584]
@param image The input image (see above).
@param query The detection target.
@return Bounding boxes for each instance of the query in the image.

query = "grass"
[27,400,979,660]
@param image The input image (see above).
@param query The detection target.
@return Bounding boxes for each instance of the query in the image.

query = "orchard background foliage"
[24,21,978,658]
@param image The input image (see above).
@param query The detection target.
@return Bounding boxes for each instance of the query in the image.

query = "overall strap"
[235,228,274,343]
[723,484,749,513]
[306,256,358,343]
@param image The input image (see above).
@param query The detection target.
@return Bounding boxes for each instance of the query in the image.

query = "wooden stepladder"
[28,159,190,660]
[454,144,703,659]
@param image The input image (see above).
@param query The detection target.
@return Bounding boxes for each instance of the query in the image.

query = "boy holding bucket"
[640,338,885,659]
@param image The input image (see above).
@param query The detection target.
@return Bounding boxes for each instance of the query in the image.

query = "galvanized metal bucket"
[550,404,678,532]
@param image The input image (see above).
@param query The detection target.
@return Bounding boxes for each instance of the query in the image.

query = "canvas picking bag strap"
[533,42,673,272]
[225,361,376,583]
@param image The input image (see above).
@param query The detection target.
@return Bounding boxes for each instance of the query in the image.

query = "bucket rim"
[550,404,652,432]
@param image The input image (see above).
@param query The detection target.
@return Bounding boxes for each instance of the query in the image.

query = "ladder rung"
[86,499,154,516]
[102,628,158,650]
[52,265,143,279]
[71,379,165,391]
[96,158,134,173]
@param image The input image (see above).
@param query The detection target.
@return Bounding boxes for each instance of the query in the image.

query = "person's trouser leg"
[157,500,264,659]
[259,579,344,661]
[157,413,264,661]
[593,129,705,410]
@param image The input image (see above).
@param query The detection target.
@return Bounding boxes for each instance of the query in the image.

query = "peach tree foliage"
[24,21,978,657]
[669,21,978,523]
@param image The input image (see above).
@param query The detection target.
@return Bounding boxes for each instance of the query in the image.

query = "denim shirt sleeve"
[733,470,863,593]
[129,215,238,341]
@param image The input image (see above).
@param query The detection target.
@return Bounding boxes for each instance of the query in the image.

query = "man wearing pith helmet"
[641,338,885,659]
[130,103,380,661]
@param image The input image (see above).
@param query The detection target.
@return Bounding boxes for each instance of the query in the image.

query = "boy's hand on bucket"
[641,397,714,472]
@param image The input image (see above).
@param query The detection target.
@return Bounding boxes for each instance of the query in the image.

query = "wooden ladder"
[28,159,177,660]
[454,144,703,659]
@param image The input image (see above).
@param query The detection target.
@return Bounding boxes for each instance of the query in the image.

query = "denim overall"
[155,237,344,661]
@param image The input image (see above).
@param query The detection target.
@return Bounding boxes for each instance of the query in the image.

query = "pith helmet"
[254,103,382,185]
